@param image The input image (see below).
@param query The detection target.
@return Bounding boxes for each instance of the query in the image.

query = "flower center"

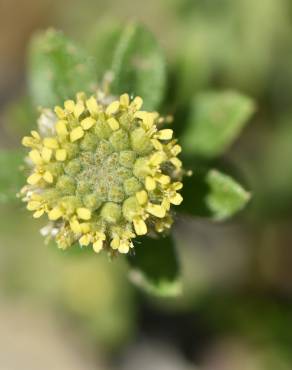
[75,142,133,204]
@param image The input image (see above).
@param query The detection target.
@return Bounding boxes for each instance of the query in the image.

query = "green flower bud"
[124,177,142,195]
[119,150,136,168]
[56,175,76,195]
[101,202,122,223]
[130,127,153,155]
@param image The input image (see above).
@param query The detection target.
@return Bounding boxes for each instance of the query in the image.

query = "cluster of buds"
[20,92,183,255]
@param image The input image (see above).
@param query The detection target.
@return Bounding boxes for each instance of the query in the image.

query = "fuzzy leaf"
[110,23,166,110]
[127,234,181,297]
[28,29,97,108]
[0,150,25,204]
[88,21,124,82]
[206,169,251,220]
[180,169,250,220]
[181,91,255,158]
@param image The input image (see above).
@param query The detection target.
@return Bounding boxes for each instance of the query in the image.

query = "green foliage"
[4,95,37,138]
[90,22,166,110]
[181,169,250,220]
[181,91,255,158]
[5,23,253,297]
[28,29,97,108]
[206,169,251,221]
[29,24,165,111]
[88,21,123,82]
[0,150,25,203]
[127,235,181,297]
[110,23,166,110]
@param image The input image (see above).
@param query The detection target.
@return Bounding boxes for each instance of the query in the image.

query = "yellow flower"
[20,92,183,255]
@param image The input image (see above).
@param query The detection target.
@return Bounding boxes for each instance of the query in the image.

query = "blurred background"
[1,0,292,369]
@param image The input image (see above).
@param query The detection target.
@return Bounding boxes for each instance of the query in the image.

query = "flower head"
[20,92,183,255]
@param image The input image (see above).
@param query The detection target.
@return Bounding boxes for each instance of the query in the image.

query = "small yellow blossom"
[20,92,183,255]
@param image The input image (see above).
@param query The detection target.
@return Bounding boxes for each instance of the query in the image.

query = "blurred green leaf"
[181,91,255,158]
[180,168,250,220]
[0,150,24,204]
[127,234,181,297]
[110,23,166,110]
[206,169,251,221]
[4,95,37,138]
[88,21,124,82]
[28,29,97,108]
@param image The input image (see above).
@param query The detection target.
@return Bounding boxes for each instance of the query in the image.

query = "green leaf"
[88,21,124,82]
[0,150,25,204]
[110,23,166,110]
[180,168,251,220]
[127,234,181,297]
[4,95,37,138]
[28,29,97,108]
[206,169,251,220]
[181,91,255,158]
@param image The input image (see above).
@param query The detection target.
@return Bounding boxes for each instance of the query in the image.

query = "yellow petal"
[27,173,42,185]
[133,217,147,235]
[120,94,130,107]
[64,100,75,112]
[43,171,53,183]
[131,96,143,110]
[150,151,166,166]
[77,207,91,220]
[106,100,120,115]
[22,136,34,147]
[93,239,103,253]
[151,138,163,150]
[41,147,53,162]
[27,201,41,211]
[134,110,147,120]
[170,157,182,169]
[145,176,156,191]
[162,198,171,211]
[81,117,96,130]
[146,203,166,218]
[107,117,120,131]
[86,96,99,115]
[172,144,182,156]
[79,234,91,246]
[80,223,90,234]
[134,111,156,128]
[110,237,120,250]
[31,131,41,140]
[33,209,45,218]
[156,129,173,140]
[174,182,183,190]
[70,126,84,142]
[31,193,42,201]
[136,190,148,205]
[155,174,170,185]
[29,150,43,165]
[96,231,106,241]
[54,106,66,119]
[118,241,130,254]
[55,149,67,161]
[43,137,59,149]
[48,207,63,221]
[70,218,81,234]
[74,101,84,118]
[170,193,183,205]
[55,120,68,136]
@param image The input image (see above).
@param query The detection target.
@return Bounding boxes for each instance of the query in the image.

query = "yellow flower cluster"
[21,92,183,254]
